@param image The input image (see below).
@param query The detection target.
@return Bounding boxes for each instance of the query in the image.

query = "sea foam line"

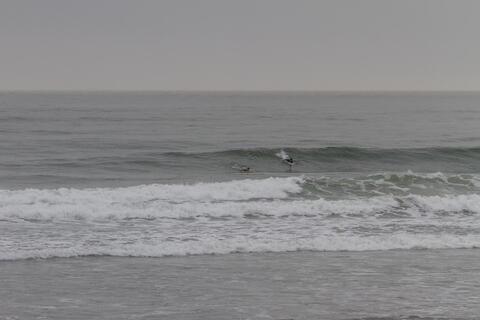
[0,176,303,203]
[2,189,480,221]
[1,233,480,261]
[2,174,480,221]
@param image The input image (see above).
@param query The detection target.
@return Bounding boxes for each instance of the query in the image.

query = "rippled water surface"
[1,92,479,319]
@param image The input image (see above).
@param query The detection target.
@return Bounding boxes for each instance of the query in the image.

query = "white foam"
[471,176,480,188]
[0,177,304,220]
[410,194,480,213]
[2,233,480,260]
[275,149,289,160]
[3,178,480,221]
[4,176,304,202]
[2,176,480,261]
[0,181,400,221]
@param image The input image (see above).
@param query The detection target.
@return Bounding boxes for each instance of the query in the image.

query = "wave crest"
[1,174,480,221]
[2,174,480,261]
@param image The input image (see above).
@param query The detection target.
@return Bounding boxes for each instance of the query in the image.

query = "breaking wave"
[162,146,480,172]
[1,172,480,220]
[11,147,480,176]
[1,173,480,260]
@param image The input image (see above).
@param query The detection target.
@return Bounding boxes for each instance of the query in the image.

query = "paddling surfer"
[239,165,250,172]
[233,164,251,172]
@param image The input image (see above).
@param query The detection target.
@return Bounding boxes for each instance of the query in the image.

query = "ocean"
[1,91,480,319]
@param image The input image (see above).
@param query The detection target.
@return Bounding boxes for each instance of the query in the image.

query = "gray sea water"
[1,91,480,319]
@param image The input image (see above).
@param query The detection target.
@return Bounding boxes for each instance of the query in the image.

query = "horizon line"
[2,89,480,93]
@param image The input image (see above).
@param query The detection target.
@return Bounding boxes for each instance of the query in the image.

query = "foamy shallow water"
[2,175,480,260]
[1,250,479,319]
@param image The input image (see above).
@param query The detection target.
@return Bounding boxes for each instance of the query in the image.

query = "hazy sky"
[1,0,480,91]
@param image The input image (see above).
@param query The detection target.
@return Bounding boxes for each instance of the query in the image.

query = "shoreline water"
[1,249,479,320]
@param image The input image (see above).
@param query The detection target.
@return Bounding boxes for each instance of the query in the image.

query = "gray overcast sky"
[1,0,480,91]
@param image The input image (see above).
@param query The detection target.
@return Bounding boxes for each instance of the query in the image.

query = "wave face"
[4,147,480,190]
[2,173,480,260]
[166,146,480,173]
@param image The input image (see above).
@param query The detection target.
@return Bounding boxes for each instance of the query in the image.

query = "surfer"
[283,155,294,166]
[239,165,250,172]
[276,150,295,169]
[233,164,251,172]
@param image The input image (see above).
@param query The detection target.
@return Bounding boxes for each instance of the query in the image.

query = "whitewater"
[2,172,480,260]
[2,92,480,261]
